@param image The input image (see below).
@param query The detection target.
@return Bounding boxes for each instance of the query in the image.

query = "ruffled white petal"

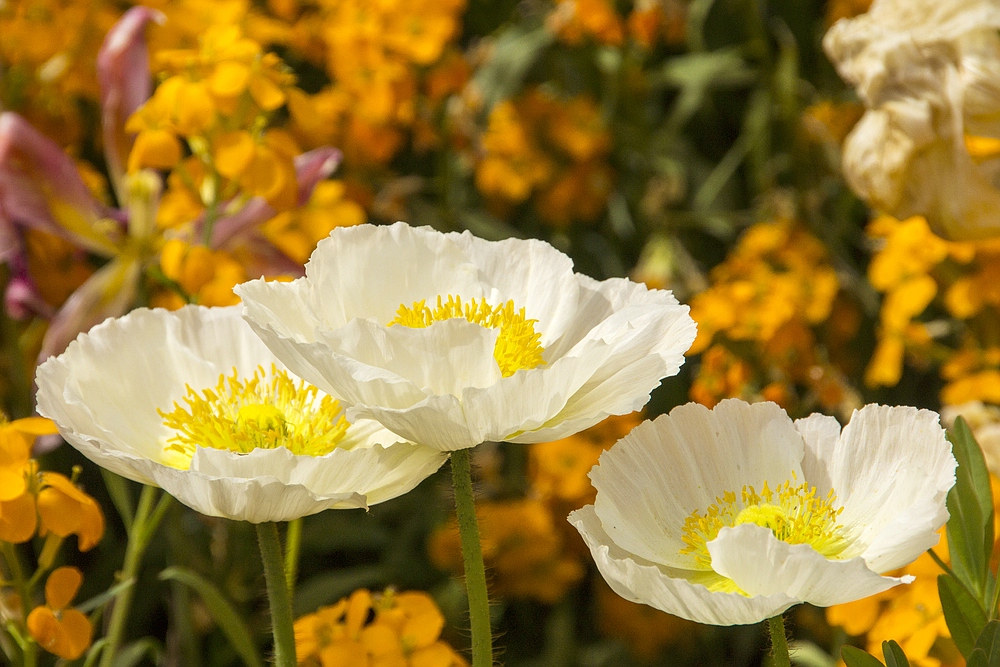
[237,222,697,452]
[801,405,955,570]
[707,524,910,606]
[570,505,798,626]
[35,305,448,522]
[590,400,806,569]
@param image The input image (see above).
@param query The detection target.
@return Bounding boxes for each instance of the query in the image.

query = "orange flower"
[27,567,93,660]
[36,472,105,551]
[293,588,467,666]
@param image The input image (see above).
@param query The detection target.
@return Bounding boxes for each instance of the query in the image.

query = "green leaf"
[100,470,135,533]
[470,22,553,111]
[112,638,163,667]
[159,566,264,667]
[882,640,910,667]
[841,646,884,667]
[940,574,989,657]
[972,620,1000,667]
[947,417,995,604]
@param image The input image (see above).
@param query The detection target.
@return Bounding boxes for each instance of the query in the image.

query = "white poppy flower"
[34,305,447,523]
[234,222,697,452]
[569,399,956,626]
[824,0,1000,240]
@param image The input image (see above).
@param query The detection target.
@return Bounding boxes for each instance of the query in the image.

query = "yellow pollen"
[158,364,349,469]
[679,478,847,577]
[388,294,546,378]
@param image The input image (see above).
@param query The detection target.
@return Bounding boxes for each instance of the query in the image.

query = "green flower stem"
[284,518,302,597]
[98,485,171,667]
[768,614,791,667]
[1,542,35,667]
[256,522,296,667]
[450,448,492,667]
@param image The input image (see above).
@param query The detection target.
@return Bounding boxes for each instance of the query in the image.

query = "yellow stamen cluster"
[389,294,546,378]
[679,478,847,572]
[159,365,349,469]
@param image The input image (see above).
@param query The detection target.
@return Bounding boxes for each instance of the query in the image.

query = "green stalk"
[98,485,170,667]
[2,541,36,667]
[256,522,295,667]
[767,614,791,667]
[450,449,492,667]
[283,518,302,598]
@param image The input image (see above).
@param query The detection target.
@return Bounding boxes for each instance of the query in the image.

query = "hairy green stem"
[257,522,295,667]
[98,485,169,667]
[768,614,791,667]
[284,518,302,598]
[451,449,492,667]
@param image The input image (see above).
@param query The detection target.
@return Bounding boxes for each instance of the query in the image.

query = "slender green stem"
[767,615,791,667]
[1,542,36,667]
[284,518,302,598]
[256,522,295,667]
[98,485,168,667]
[450,449,492,667]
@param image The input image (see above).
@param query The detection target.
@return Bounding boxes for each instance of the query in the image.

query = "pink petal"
[0,113,119,256]
[97,6,163,197]
[3,247,55,319]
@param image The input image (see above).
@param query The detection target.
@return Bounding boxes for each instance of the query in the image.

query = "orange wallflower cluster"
[26,567,93,661]
[828,475,1000,667]
[0,416,104,661]
[282,0,468,167]
[262,181,366,265]
[128,24,303,211]
[0,416,104,549]
[863,215,1000,409]
[293,588,467,667]
[687,218,854,415]
[476,88,614,227]
[0,0,119,145]
[827,533,957,667]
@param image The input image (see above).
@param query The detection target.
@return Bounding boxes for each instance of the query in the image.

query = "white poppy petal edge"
[35,305,449,522]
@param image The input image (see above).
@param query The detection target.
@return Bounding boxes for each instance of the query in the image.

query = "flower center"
[679,478,847,573]
[158,364,349,469]
[388,295,545,378]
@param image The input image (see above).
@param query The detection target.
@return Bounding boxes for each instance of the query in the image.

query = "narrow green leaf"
[947,417,995,604]
[100,470,134,533]
[75,578,134,615]
[841,646,884,667]
[973,620,1000,667]
[159,566,264,667]
[940,574,989,657]
[882,640,910,667]
[112,638,163,667]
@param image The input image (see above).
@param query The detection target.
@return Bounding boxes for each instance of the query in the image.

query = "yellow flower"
[262,181,366,265]
[293,588,467,667]
[36,472,105,551]
[27,567,93,661]
[158,239,247,308]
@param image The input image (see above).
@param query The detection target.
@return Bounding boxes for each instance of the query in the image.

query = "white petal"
[570,505,798,626]
[509,290,697,443]
[708,524,911,606]
[816,405,955,570]
[449,231,582,345]
[301,222,487,326]
[35,305,448,521]
[317,317,501,396]
[590,400,806,569]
